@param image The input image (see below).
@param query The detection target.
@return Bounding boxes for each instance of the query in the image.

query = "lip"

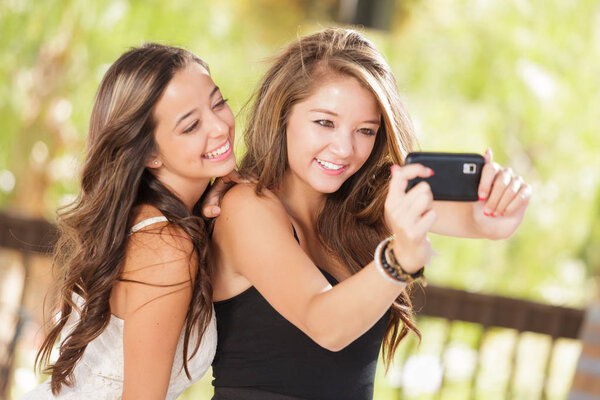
[202,139,233,162]
[314,158,347,176]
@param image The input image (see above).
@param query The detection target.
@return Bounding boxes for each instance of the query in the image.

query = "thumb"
[389,165,406,193]
[391,163,434,194]
[484,147,493,163]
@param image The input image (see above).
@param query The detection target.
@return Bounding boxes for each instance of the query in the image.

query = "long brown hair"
[36,44,214,394]
[240,28,420,368]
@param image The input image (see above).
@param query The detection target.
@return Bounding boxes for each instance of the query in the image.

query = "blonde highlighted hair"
[37,44,214,394]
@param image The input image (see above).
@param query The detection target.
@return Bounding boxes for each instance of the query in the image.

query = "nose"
[329,130,353,159]
[205,111,230,139]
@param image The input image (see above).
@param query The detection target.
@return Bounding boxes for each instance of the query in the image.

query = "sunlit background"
[1,0,599,399]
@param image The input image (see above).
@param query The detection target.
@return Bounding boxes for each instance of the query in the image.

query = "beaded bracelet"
[374,238,405,285]
[374,237,426,285]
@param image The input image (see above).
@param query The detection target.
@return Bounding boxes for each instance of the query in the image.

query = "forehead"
[154,63,214,121]
[296,73,380,116]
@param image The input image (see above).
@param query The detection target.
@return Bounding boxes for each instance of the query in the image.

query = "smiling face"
[150,62,235,196]
[284,73,380,195]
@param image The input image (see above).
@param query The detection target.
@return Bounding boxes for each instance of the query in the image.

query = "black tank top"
[212,228,390,400]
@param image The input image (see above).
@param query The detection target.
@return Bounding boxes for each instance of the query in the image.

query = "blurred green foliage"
[2,0,599,398]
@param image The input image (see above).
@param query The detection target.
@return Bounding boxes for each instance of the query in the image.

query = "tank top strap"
[129,216,168,234]
[291,223,300,244]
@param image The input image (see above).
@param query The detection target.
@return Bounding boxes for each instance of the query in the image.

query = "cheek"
[355,137,377,164]
[290,127,324,156]
[286,127,305,158]
[176,137,208,162]
[224,110,235,133]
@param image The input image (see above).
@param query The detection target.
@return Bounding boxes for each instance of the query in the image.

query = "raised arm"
[116,221,197,400]
[212,164,434,351]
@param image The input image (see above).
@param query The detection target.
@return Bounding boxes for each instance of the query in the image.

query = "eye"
[358,128,377,136]
[183,120,199,134]
[214,98,229,108]
[314,120,334,128]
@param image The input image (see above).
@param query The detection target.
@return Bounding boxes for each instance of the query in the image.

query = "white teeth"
[316,158,344,170]
[203,141,230,159]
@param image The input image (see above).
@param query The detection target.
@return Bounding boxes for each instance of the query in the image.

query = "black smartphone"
[405,152,485,201]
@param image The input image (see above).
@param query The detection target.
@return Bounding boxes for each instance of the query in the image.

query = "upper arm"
[119,223,197,399]
[212,184,332,336]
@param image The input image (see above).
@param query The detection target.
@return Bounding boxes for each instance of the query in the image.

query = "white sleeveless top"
[20,217,217,399]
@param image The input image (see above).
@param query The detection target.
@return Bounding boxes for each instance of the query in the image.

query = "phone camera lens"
[463,163,477,174]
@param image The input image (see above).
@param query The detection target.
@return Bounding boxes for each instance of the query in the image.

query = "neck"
[277,173,325,229]
[155,171,210,213]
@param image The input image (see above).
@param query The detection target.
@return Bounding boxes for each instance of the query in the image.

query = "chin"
[311,181,344,194]
[214,165,236,179]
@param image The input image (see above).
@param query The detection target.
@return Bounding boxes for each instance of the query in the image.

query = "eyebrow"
[309,108,380,125]
[174,86,221,129]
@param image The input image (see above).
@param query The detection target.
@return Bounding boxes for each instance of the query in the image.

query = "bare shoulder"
[217,183,289,226]
[130,204,164,226]
[123,206,196,285]
[221,183,282,209]
[213,183,294,262]
[129,204,193,252]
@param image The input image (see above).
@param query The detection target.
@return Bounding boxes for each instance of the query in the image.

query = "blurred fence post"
[567,301,600,399]
[0,212,57,399]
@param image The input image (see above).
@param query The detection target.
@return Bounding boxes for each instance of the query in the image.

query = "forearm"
[431,201,483,238]
[303,261,406,351]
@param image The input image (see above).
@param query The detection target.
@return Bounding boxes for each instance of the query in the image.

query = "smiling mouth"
[315,158,345,171]
[202,140,230,159]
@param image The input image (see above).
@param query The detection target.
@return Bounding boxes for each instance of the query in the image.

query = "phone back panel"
[405,152,484,201]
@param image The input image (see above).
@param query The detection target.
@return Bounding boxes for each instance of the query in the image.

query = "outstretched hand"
[473,148,532,239]
[201,171,249,218]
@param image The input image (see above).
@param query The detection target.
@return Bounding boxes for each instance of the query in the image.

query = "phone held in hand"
[405,152,485,201]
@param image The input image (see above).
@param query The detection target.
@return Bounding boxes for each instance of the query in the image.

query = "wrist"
[391,241,423,274]
[375,237,425,285]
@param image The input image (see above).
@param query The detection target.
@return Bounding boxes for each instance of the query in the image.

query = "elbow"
[313,335,349,352]
[301,298,356,352]
[321,341,348,352]
[307,328,352,352]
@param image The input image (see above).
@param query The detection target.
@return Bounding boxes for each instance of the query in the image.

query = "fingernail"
[478,193,486,201]
[429,169,435,176]
[483,209,493,217]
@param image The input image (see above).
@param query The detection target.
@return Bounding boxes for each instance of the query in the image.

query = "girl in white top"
[21,43,237,399]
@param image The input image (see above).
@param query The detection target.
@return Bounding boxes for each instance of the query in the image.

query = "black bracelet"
[374,238,405,284]
[381,239,426,285]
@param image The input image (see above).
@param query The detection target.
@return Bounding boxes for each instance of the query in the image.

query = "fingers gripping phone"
[405,152,485,201]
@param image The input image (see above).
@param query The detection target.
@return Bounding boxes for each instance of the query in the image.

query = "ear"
[146,158,162,169]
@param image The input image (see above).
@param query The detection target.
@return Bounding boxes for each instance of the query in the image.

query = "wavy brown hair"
[240,28,420,369]
[36,43,214,394]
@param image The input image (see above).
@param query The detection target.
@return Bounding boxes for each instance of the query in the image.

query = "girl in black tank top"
[212,228,389,399]
[209,28,530,400]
